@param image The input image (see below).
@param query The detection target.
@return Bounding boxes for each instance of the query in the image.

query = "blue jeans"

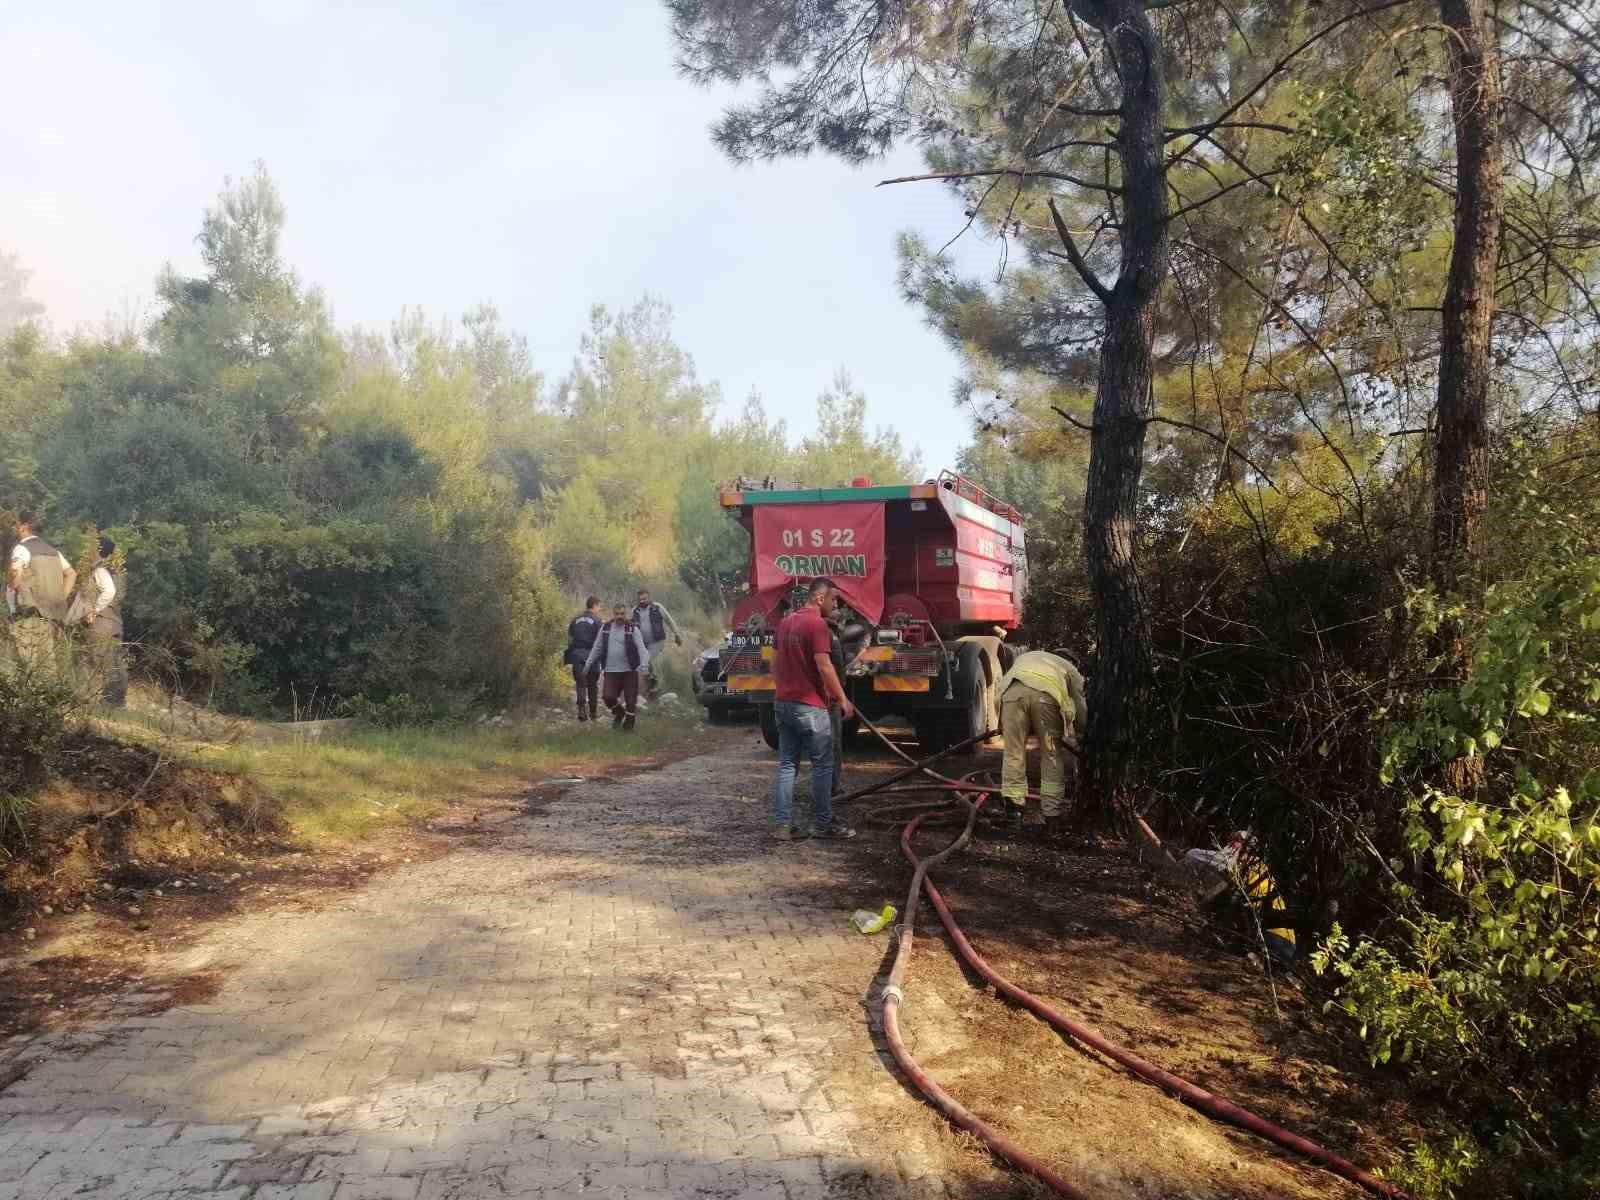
[773,701,835,830]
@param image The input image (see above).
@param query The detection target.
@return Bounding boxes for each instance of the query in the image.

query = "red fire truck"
[717,471,1027,753]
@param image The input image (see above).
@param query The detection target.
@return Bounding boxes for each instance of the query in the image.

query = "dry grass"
[94,693,726,843]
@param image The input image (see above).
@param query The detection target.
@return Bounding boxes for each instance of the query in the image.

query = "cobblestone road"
[1,745,940,1200]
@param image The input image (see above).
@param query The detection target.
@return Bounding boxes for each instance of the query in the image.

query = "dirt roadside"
[1,730,1413,1199]
[0,721,749,1041]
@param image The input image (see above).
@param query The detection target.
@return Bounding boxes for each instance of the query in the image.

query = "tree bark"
[1433,0,1500,597]
[1433,0,1502,796]
[1076,1,1171,824]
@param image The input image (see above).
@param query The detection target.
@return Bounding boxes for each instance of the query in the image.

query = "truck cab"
[717,471,1027,753]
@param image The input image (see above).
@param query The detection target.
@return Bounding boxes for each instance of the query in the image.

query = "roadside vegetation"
[1,674,723,919]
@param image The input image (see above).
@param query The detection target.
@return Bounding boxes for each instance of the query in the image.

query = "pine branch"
[1048,198,1115,305]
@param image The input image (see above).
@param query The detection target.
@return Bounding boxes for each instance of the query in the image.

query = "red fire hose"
[851,714,1407,1199]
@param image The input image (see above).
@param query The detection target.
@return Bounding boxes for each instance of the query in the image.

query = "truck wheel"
[758,704,779,751]
[953,641,997,744]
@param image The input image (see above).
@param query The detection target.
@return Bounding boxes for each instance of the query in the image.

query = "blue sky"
[2,1,999,472]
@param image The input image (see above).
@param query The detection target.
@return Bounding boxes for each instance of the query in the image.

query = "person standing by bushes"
[80,536,127,707]
[5,511,75,672]
[564,595,604,722]
[583,603,649,731]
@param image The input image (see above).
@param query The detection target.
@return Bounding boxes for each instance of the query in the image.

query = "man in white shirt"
[6,510,75,672]
[81,535,127,706]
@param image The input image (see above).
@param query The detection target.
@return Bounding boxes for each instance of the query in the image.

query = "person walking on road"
[770,578,856,842]
[583,603,649,732]
[5,510,75,673]
[631,589,681,698]
[80,535,127,706]
[564,595,604,722]
[996,650,1087,842]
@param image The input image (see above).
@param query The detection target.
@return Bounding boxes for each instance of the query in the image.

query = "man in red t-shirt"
[770,578,857,841]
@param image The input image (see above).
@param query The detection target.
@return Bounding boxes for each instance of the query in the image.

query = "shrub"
[1314,442,1600,1199]
[0,658,79,843]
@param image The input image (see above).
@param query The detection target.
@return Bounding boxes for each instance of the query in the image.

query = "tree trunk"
[1434,0,1500,597]
[1079,1,1171,825]
[1433,0,1502,796]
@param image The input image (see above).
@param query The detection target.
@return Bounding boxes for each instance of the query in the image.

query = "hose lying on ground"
[848,712,1407,1200]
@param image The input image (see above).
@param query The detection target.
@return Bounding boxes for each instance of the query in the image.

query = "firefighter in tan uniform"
[996,650,1087,841]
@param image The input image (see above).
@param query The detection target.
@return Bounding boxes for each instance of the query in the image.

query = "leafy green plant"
[0,657,80,847]
[1315,443,1600,1199]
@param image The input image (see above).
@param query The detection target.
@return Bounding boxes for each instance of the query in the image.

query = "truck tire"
[951,639,999,745]
[758,703,779,751]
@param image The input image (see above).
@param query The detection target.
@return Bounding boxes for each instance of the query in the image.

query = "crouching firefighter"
[583,604,650,731]
[996,650,1087,842]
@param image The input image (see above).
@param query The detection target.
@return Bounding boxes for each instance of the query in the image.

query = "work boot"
[982,804,1024,838]
[622,712,637,732]
[577,709,589,723]
[610,705,625,730]
[588,705,599,722]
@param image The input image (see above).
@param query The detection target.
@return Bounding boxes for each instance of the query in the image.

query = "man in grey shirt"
[631,589,682,699]
[583,604,650,731]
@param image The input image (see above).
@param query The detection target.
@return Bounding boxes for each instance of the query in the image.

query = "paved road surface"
[1,745,943,1199]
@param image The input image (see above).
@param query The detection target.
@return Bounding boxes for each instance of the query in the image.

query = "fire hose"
[847,711,1407,1199]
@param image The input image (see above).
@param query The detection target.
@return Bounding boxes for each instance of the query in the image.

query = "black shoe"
[577,711,589,723]
[611,707,625,729]
[984,805,1025,838]
[622,713,636,732]
[815,821,857,840]
[589,708,599,722]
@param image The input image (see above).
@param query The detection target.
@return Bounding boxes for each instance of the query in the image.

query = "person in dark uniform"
[564,596,604,721]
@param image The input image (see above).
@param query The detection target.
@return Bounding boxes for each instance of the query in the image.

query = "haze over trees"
[670,2,1600,1194]
[0,167,920,716]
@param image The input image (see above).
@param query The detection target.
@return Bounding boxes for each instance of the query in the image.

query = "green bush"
[0,658,79,843]
[1314,446,1600,1199]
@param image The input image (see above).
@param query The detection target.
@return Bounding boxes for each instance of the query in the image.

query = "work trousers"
[601,670,640,715]
[88,619,127,707]
[999,680,1075,817]
[572,662,599,717]
[640,641,665,696]
[7,616,63,676]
